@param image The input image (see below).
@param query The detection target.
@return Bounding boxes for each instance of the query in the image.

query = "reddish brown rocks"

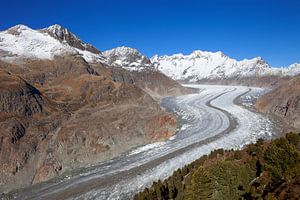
[256,75,300,130]
[0,56,181,193]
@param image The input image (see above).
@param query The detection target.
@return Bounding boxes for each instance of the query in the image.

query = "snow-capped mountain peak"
[103,46,154,71]
[45,24,76,41]
[42,24,100,55]
[104,46,141,58]
[0,24,77,62]
[1,24,299,79]
[150,51,274,81]
[190,50,227,59]
[46,24,69,35]
[6,24,32,34]
[0,24,105,63]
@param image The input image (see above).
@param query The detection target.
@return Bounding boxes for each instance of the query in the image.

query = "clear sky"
[1,0,299,67]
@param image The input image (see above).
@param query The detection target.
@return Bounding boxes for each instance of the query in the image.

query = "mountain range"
[151,51,300,82]
[1,24,299,83]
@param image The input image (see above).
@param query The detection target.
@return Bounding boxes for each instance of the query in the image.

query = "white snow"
[1,24,299,78]
[151,51,300,80]
[103,46,155,71]
[128,142,165,156]
[0,24,106,64]
[0,25,75,61]
[76,48,106,63]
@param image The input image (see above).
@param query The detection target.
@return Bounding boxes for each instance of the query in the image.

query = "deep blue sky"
[1,0,300,67]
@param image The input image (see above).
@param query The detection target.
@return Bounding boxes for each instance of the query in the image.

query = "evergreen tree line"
[134,133,300,200]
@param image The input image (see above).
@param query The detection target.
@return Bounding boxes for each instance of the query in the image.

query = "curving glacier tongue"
[12,85,276,200]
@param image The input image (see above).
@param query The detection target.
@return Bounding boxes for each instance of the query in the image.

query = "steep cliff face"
[42,24,100,54]
[0,70,43,116]
[256,75,300,129]
[0,56,177,193]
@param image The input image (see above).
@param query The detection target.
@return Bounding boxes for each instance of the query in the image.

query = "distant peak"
[41,24,100,54]
[103,46,141,57]
[45,24,73,38]
[6,24,32,33]
[47,24,64,30]
[190,50,228,59]
[191,50,205,55]
[103,46,153,70]
[216,51,227,57]
[288,62,300,68]
[47,24,69,32]
[253,56,267,64]
[115,46,140,53]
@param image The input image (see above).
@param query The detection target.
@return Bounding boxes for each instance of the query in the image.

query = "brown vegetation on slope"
[0,56,180,193]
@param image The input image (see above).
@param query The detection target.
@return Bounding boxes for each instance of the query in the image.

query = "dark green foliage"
[256,138,265,146]
[209,161,255,200]
[246,143,263,157]
[135,133,300,200]
[256,160,262,177]
[264,137,300,182]
[185,167,213,200]
[286,132,300,146]
[208,148,224,159]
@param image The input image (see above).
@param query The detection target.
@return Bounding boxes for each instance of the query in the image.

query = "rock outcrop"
[0,70,43,116]
[256,75,300,129]
[42,24,100,54]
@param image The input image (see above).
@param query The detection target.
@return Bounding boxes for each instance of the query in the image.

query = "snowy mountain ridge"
[151,51,300,81]
[0,24,299,81]
[42,24,101,55]
[103,46,155,71]
[0,24,106,63]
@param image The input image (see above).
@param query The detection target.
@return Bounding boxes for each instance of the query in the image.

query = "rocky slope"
[0,25,188,193]
[256,75,300,130]
[103,46,194,98]
[0,56,179,193]
[151,51,300,85]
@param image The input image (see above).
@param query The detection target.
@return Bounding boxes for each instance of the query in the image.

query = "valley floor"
[6,85,278,200]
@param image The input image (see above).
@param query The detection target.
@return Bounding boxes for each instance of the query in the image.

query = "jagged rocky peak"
[42,24,100,54]
[239,57,270,71]
[103,46,154,71]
